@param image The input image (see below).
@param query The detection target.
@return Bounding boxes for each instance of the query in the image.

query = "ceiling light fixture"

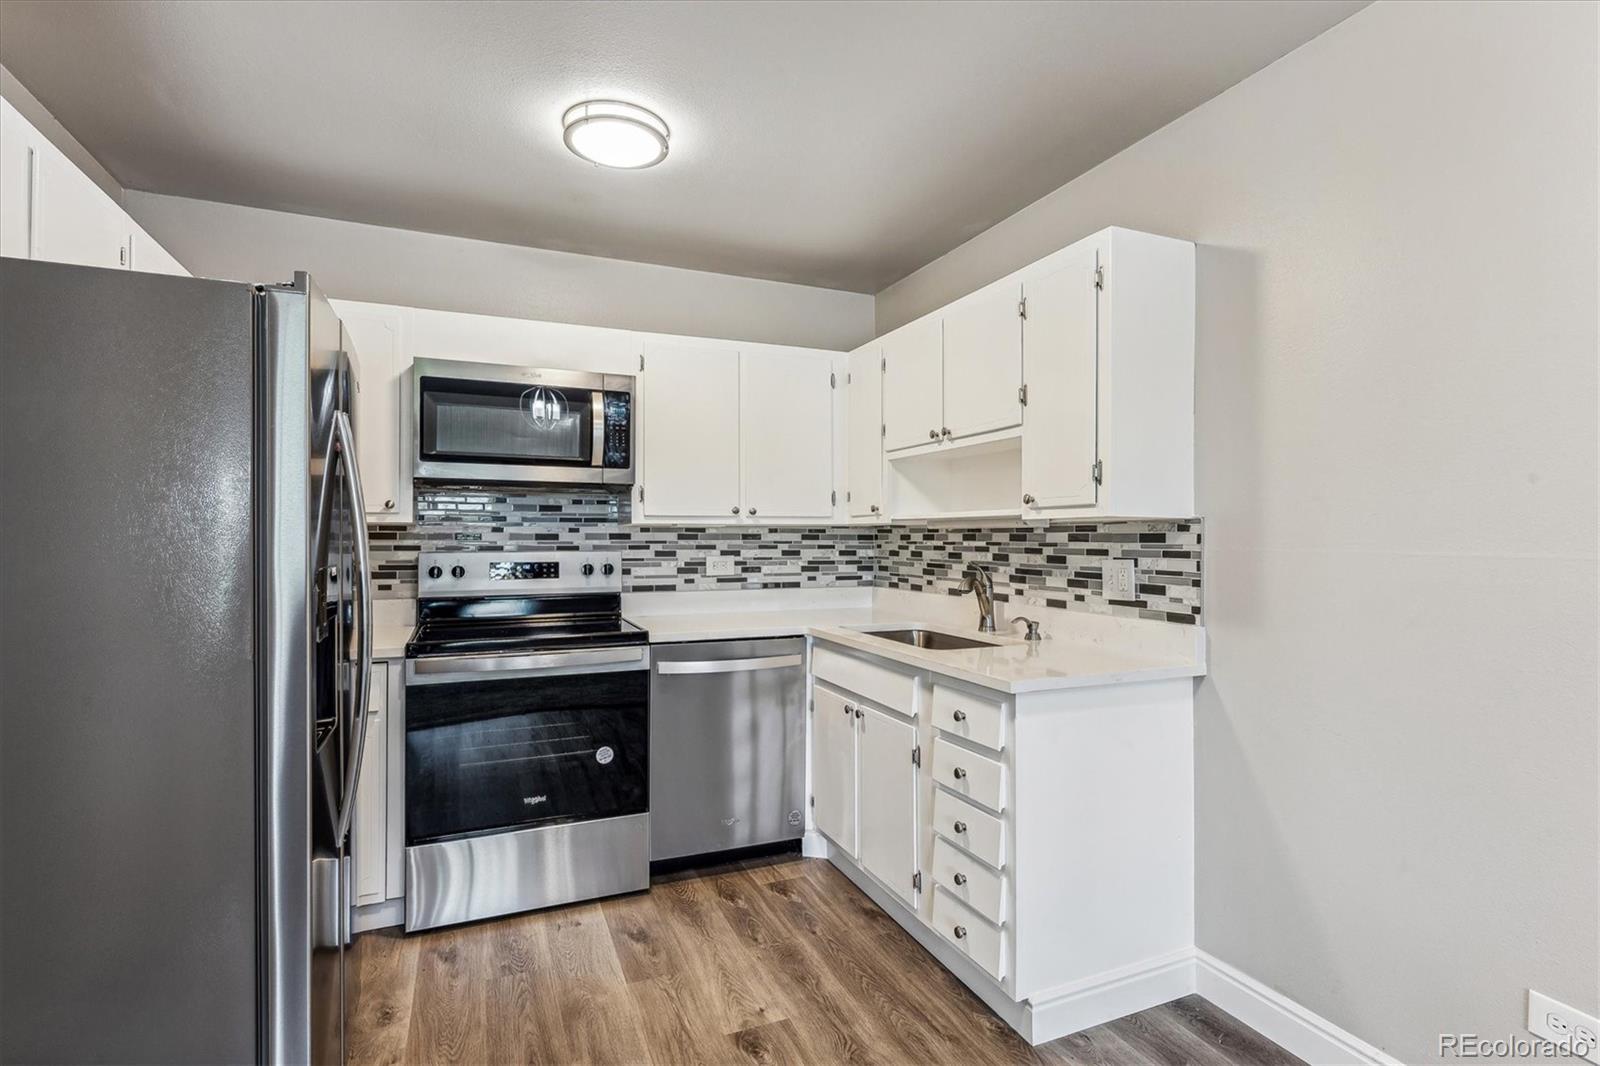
[561,100,670,169]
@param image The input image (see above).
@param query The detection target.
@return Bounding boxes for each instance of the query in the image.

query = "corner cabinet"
[339,305,413,523]
[638,341,840,523]
[845,342,884,519]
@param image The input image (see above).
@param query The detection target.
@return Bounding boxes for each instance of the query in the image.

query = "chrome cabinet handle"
[731,506,741,514]
[844,703,855,717]
[384,498,395,510]
[1022,493,1035,505]
[952,709,967,722]
[953,820,967,834]
[941,427,951,438]
[658,654,802,675]
[928,429,939,440]
[870,504,880,513]
[748,507,758,516]
[953,872,968,886]
[855,708,863,720]
[952,766,967,780]
[953,925,968,940]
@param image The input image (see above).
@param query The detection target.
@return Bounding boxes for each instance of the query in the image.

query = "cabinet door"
[881,316,943,452]
[640,343,742,518]
[943,284,1023,439]
[127,221,188,276]
[351,673,388,907]
[384,662,405,899]
[740,352,833,519]
[0,99,34,259]
[811,684,858,857]
[846,344,883,518]
[341,308,411,522]
[1021,243,1100,512]
[857,705,918,907]
[32,138,127,270]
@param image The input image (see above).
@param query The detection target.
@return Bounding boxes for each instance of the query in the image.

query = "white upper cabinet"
[856,704,919,907]
[740,351,834,520]
[0,96,188,276]
[1020,243,1099,510]
[942,283,1023,441]
[338,304,412,523]
[881,315,943,452]
[846,342,884,519]
[640,342,742,519]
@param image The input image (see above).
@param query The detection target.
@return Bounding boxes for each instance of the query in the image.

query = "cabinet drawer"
[931,835,1006,925]
[932,886,1006,982]
[931,683,1006,752]
[932,787,1006,869]
[932,737,1006,812]
[812,643,918,716]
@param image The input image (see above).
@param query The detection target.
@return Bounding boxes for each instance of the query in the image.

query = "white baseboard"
[1195,950,1399,1065]
[1026,948,1198,1044]
[801,830,830,857]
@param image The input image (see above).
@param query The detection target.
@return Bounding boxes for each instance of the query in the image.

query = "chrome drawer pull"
[952,767,967,780]
[952,709,967,722]
[953,925,968,940]
[953,872,967,886]
[953,820,967,834]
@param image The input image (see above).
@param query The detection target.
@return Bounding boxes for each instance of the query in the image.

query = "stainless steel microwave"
[411,359,634,488]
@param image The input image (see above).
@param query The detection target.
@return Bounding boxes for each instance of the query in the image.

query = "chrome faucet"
[959,563,996,632]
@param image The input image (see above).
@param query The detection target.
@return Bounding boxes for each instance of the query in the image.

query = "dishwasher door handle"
[655,654,803,676]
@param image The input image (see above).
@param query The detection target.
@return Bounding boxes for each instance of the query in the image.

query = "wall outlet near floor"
[1103,558,1137,601]
[1528,989,1600,1064]
[705,555,737,576]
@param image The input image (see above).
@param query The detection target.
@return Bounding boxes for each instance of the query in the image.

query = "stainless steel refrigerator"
[0,258,374,1064]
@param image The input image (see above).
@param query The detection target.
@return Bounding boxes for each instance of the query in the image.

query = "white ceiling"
[0,0,1366,292]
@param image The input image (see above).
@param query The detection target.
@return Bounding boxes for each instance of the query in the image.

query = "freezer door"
[0,259,264,1064]
[648,638,807,861]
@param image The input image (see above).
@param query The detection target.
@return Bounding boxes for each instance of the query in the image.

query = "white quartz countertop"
[626,599,1204,694]
[374,622,413,661]
[808,621,1204,695]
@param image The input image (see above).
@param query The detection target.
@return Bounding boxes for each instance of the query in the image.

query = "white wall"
[877,2,1598,1061]
[125,191,873,351]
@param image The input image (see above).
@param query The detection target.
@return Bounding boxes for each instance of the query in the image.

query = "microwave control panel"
[603,391,631,469]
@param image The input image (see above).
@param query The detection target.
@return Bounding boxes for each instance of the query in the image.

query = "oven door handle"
[333,409,374,846]
[411,646,645,676]
[655,654,803,676]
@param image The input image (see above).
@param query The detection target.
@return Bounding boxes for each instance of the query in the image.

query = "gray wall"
[878,2,1598,1060]
[125,192,873,350]
[0,61,122,203]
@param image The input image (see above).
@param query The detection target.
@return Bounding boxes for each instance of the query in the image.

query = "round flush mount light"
[562,99,670,169]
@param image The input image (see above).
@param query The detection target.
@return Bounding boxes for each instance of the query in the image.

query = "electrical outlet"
[1529,990,1600,1064]
[705,555,737,576]
[1103,558,1136,601]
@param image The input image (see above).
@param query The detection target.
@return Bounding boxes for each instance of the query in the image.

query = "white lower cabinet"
[809,638,1195,1046]
[856,705,918,906]
[351,660,405,908]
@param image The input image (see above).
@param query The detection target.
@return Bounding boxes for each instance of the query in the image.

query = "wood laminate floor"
[347,853,1302,1066]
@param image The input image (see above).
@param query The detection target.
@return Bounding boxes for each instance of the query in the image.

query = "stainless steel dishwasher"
[649,637,806,862]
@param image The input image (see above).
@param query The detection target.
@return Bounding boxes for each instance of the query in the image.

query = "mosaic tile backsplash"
[370,488,1202,623]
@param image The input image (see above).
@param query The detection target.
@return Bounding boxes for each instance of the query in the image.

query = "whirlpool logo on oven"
[522,795,548,807]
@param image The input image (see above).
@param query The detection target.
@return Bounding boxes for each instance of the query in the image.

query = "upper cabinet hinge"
[831,490,837,505]
[639,484,645,502]
[1093,265,1105,290]
[639,353,646,372]
[1092,459,1104,485]
[830,372,836,388]
[912,744,922,767]
[1018,296,1027,319]
[810,795,815,808]
[912,871,922,892]
[846,490,852,502]
[1018,384,1028,406]
[881,423,886,438]
[846,372,852,385]
[881,355,886,372]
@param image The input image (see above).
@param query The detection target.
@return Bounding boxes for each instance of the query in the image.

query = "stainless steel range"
[402,550,650,931]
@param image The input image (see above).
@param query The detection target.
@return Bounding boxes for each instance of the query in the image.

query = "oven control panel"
[419,551,622,596]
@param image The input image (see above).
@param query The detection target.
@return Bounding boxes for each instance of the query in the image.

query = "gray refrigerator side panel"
[0,260,262,1064]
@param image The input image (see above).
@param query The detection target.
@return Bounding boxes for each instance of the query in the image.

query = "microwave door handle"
[590,389,604,469]
[331,410,374,846]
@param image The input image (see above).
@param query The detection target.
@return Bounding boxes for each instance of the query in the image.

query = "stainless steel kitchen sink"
[865,628,997,651]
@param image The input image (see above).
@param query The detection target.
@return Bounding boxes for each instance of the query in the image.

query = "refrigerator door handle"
[331,410,374,845]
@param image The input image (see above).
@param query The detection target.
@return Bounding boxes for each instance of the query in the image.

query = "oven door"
[412,359,616,485]
[404,667,648,846]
